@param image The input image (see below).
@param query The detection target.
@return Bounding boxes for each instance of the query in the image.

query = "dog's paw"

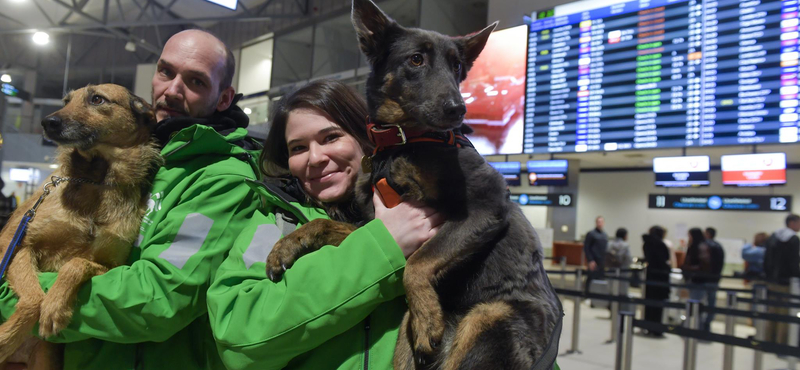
[410,312,444,365]
[39,296,74,338]
[265,236,306,282]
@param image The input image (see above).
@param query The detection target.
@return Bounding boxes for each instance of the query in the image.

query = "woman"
[742,232,768,279]
[206,80,443,370]
[681,227,713,330]
[642,225,670,337]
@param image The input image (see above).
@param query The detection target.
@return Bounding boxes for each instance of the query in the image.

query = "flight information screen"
[524,0,800,153]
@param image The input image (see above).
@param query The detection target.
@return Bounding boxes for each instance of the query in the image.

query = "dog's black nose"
[443,100,467,121]
[42,115,63,131]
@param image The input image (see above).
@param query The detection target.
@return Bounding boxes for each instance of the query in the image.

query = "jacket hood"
[775,227,798,242]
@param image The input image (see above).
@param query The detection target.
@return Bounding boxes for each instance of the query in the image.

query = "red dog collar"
[366,117,472,153]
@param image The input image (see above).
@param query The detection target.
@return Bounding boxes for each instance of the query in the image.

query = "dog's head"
[42,84,156,150]
[352,0,496,132]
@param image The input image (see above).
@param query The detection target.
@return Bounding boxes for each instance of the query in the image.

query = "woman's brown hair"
[260,79,374,178]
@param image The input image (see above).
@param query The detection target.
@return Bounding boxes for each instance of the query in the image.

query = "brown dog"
[265,1,563,369]
[0,84,162,369]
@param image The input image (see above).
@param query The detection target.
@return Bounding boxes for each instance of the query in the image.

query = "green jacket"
[207,179,408,370]
[0,124,262,370]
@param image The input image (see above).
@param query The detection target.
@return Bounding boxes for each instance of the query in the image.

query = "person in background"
[742,232,769,279]
[606,228,633,311]
[682,227,714,332]
[763,214,800,345]
[584,216,608,296]
[702,227,725,332]
[663,227,678,269]
[0,179,17,230]
[642,225,670,337]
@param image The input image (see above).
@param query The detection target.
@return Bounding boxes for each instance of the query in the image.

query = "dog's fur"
[265,1,562,369]
[0,84,162,369]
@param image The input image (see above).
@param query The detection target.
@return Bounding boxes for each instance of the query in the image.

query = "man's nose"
[164,78,185,100]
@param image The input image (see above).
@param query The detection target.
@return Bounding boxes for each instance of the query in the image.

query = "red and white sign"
[721,153,787,186]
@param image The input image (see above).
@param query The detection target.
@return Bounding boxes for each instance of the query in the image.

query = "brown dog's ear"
[128,91,156,127]
[460,21,498,70]
[352,0,397,62]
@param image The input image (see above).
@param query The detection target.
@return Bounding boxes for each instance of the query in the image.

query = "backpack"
[605,241,627,268]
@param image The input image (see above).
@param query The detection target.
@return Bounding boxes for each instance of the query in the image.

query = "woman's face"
[285,108,364,203]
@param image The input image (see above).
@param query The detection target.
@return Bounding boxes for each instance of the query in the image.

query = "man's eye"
[192,79,206,87]
[159,68,173,77]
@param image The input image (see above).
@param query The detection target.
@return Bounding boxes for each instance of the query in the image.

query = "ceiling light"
[32,32,49,45]
[0,74,10,83]
[243,107,252,115]
[124,41,136,52]
[49,164,59,169]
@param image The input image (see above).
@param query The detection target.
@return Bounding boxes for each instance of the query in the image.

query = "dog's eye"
[410,54,424,66]
[453,61,462,74]
[90,95,105,105]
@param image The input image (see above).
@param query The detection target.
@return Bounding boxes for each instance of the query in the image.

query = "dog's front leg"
[39,257,108,337]
[266,219,357,281]
[403,210,508,366]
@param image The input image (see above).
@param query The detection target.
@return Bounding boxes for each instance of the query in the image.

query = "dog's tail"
[0,248,45,362]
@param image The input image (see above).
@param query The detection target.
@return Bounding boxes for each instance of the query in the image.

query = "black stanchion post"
[753,284,767,370]
[567,269,583,354]
[614,311,634,370]
[722,291,737,370]
[683,300,700,370]
[638,265,647,320]
[560,256,567,289]
[788,277,799,370]
[609,268,621,343]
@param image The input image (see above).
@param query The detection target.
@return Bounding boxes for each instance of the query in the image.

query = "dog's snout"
[42,115,63,131]
[443,99,466,120]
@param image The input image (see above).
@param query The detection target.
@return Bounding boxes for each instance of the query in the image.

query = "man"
[763,214,800,344]
[0,29,262,369]
[583,216,608,296]
[606,227,632,311]
[702,227,725,332]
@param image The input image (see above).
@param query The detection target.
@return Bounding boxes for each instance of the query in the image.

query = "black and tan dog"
[0,84,162,369]
[265,0,563,369]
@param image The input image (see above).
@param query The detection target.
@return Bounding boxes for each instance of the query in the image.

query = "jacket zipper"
[363,315,371,370]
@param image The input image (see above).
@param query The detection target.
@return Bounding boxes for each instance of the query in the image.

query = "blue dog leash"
[0,176,68,279]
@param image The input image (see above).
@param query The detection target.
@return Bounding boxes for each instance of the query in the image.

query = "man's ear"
[128,91,156,127]
[216,86,236,112]
[352,0,397,62]
[460,21,498,69]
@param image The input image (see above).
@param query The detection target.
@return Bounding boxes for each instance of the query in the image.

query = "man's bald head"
[166,30,235,91]
[151,29,237,122]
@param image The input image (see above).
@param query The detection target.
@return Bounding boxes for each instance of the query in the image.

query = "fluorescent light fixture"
[124,41,137,52]
[203,0,237,10]
[49,164,59,169]
[0,74,10,83]
[32,31,49,45]
[243,107,252,115]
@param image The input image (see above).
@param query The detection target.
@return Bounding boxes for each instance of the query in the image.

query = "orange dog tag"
[374,178,402,208]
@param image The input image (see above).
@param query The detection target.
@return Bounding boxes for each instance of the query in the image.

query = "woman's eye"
[90,95,105,105]
[324,134,341,143]
[289,145,306,153]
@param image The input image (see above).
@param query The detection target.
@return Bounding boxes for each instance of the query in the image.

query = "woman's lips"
[309,171,338,182]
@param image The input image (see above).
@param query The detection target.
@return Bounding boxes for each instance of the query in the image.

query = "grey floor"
[555,298,796,370]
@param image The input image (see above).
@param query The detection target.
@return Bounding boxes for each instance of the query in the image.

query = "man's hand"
[373,193,444,259]
[588,260,597,271]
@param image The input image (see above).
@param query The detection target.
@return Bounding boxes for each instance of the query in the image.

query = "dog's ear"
[460,21,498,69]
[352,0,396,62]
[128,92,156,127]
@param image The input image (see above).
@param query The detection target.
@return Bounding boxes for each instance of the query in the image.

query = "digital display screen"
[653,155,710,187]
[649,193,792,211]
[721,152,787,186]
[523,0,800,154]
[488,161,522,186]
[462,25,528,155]
[527,159,569,186]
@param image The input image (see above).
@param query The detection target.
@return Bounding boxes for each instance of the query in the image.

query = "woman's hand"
[373,193,444,259]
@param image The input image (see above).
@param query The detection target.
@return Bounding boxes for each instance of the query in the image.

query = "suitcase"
[589,279,610,309]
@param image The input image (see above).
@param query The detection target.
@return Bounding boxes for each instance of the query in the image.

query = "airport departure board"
[524,0,800,153]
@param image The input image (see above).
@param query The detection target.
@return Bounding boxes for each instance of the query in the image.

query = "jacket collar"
[154,94,249,147]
